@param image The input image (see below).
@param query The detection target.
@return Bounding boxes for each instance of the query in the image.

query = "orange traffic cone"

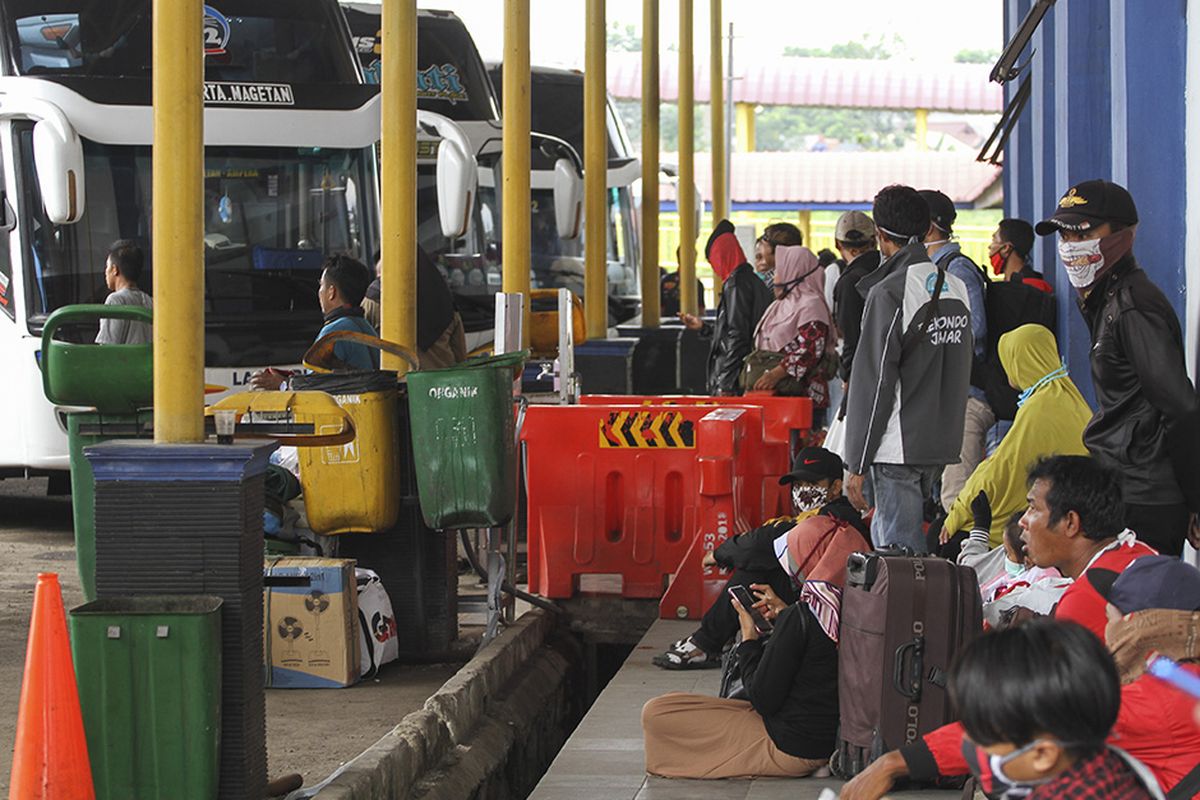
[8,573,94,800]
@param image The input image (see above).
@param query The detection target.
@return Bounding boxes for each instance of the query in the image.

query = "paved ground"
[0,477,467,794]
[529,618,959,800]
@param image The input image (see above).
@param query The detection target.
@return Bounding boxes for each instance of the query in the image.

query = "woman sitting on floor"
[641,515,868,779]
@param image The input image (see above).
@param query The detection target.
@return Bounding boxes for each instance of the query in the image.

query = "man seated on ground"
[842,557,1200,799]
[949,619,1161,799]
[643,516,868,779]
[653,448,867,669]
[251,254,378,389]
[840,455,1166,800]
[956,498,1069,628]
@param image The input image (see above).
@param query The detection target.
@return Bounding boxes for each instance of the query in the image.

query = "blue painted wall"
[1003,0,1188,405]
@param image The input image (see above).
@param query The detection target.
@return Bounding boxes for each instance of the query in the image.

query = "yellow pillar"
[584,0,608,338]
[709,0,727,222]
[915,107,929,152]
[796,209,812,248]
[640,0,661,328]
[503,0,532,344]
[677,0,697,317]
[735,101,755,153]
[380,0,417,371]
[152,0,204,443]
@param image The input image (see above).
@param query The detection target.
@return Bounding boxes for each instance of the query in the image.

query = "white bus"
[345,6,648,347]
[0,0,382,478]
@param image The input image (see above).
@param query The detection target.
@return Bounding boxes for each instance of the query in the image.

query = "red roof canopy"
[609,54,1002,114]
[662,151,1001,206]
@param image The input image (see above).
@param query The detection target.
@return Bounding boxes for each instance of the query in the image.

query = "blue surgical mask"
[758,269,774,287]
[1004,558,1026,579]
[1017,361,1068,408]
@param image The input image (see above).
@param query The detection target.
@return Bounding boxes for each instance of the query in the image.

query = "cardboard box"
[264,557,360,688]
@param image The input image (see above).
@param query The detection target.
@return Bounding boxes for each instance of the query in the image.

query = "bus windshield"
[16,126,377,365]
[3,0,359,83]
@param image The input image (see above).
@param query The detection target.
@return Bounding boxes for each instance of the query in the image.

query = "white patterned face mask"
[792,484,828,513]
[1058,238,1104,288]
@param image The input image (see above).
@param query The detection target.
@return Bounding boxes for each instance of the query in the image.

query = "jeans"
[870,463,943,554]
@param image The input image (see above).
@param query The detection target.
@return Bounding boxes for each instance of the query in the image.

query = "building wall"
[1003,0,1191,396]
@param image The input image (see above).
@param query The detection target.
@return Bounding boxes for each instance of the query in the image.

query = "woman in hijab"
[641,516,869,780]
[750,245,837,424]
[939,324,1093,547]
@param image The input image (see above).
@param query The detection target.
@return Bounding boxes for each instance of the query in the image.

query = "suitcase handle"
[893,637,925,701]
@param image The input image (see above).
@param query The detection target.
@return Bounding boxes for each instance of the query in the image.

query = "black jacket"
[833,250,882,384]
[713,499,869,571]
[704,263,772,395]
[1079,255,1200,507]
[736,602,839,758]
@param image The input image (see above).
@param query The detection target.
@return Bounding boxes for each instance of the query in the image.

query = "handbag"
[739,349,784,392]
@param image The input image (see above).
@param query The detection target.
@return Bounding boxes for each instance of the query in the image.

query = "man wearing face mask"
[652,447,867,670]
[1036,179,1200,556]
[918,189,994,516]
[844,185,974,552]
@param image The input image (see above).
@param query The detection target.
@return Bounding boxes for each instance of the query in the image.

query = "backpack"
[974,278,1058,421]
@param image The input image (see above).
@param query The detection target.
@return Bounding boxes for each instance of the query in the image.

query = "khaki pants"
[641,692,827,779]
[940,395,996,511]
[418,312,468,370]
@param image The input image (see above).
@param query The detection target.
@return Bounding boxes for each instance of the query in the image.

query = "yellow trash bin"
[291,371,400,534]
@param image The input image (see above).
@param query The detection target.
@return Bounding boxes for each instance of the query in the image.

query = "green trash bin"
[406,351,526,529]
[70,596,222,800]
[41,304,154,602]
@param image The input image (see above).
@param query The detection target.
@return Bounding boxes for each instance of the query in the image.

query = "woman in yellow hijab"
[941,324,1093,546]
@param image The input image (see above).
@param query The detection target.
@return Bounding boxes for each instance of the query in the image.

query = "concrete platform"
[529,618,959,800]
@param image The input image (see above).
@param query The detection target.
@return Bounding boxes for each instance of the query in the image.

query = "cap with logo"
[1035,180,1139,236]
[835,211,876,246]
[917,189,957,234]
[1086,556,1200,615]
[778,447,844,485]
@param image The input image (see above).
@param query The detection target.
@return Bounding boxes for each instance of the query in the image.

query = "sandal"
[651,637,721,670]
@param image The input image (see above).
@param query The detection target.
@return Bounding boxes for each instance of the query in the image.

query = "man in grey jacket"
[844,185,975,552]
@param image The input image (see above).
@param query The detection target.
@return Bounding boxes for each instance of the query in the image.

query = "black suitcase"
[834,551,982,778]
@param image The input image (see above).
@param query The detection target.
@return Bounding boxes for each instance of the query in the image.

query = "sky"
[406,0,1005,68]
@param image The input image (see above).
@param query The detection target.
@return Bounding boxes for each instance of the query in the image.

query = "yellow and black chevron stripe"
[598,410,696,449]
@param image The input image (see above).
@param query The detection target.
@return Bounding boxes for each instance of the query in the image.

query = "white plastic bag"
[824,411,847,462]
[356,568,399,678]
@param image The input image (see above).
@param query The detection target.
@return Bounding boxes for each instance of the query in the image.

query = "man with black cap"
[680,219,773,395]
[844,185,974,553]
[652,446,866,670]
[1036,179,1200,556]
[831,210,882,415]
[918,189,993,515]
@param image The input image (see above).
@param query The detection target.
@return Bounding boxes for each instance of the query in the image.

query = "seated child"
[956,493,1069,628]
[950,619,1162,799]
[653,447,867,669]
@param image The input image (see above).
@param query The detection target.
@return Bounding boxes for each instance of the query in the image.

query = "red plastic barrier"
[580,394,813,520]
[522,404,757,599]
[659,408,749,620]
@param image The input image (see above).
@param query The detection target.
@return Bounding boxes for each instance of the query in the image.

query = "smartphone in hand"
[728,585,773,635]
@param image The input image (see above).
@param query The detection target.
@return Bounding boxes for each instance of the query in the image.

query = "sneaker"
[651,637,721,670]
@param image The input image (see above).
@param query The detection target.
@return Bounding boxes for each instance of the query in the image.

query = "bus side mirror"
[553,158,582,241]
[33,118,86,224]
[436,138,477,239]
